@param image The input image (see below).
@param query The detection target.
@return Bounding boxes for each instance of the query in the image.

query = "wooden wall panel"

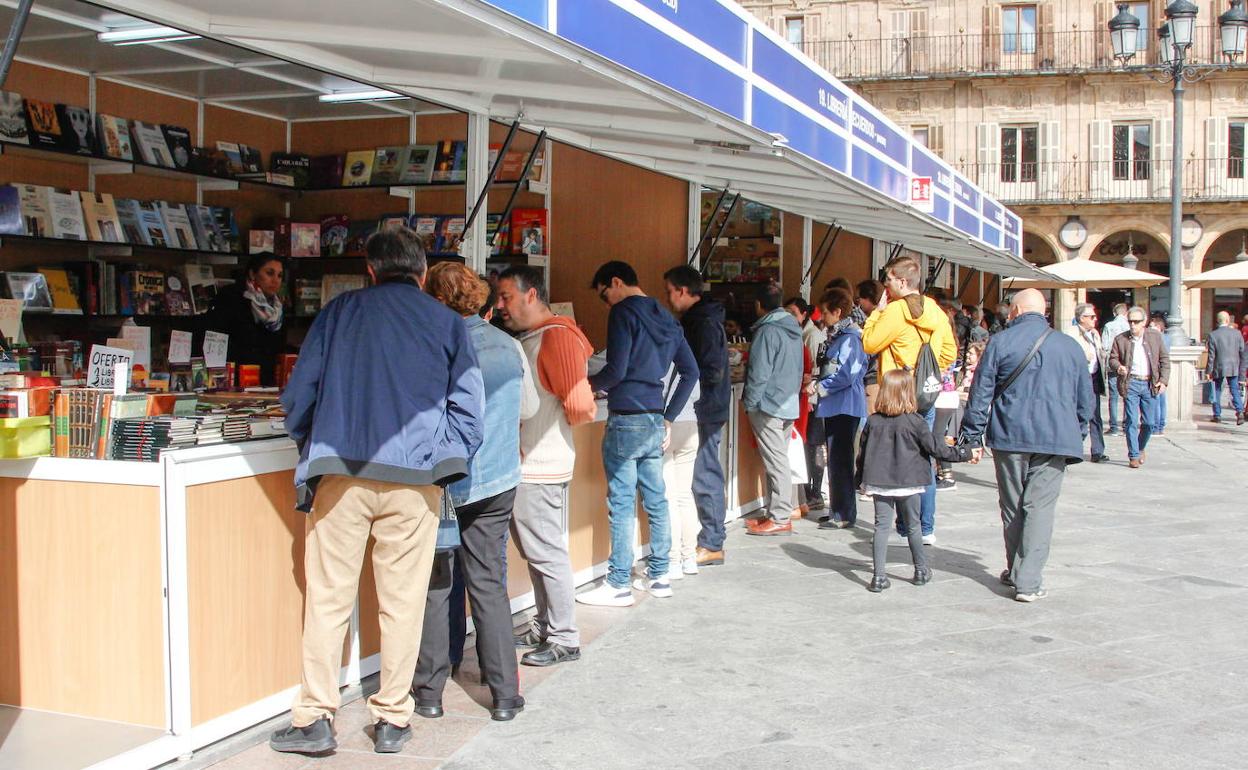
[202,105,289,235]
[289,117,411,227]
[735,403,768,508]
[0,62,89,193]
[809,225,873,296]
[0,479,165,727]
[567,421,611,572]
[93,80,197,207]
[185,471,304,726]
[782,212,804,301]
[549,143,689,348]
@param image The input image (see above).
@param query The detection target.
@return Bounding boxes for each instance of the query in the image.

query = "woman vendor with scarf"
[204,252,287,386]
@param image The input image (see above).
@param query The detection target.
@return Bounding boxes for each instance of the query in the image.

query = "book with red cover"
[510,208,547,256]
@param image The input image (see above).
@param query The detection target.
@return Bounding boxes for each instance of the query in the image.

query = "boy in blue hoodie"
[578,261,699,607]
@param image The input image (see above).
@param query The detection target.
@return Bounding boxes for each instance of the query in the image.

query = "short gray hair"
[1127,305,1147,321]
[1217,310,1232,325]
[1073,303,1095,320]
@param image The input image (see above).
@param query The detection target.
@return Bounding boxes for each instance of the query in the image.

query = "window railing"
[803,26,1239,80]
[954,159,1248,203]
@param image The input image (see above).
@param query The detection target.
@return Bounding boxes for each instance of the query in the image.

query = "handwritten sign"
[203,330,229,369]
[168,330,192,364]
[0,298,21,344]
[86,344,133,390]
[120,324,152,371]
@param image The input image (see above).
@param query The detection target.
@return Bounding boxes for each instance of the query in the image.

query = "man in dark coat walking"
[1206,310,1245,425]
[960,289,1093,603]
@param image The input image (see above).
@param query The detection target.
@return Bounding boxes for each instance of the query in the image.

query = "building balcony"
[805,27,1236,82]
[956,159,1248,205]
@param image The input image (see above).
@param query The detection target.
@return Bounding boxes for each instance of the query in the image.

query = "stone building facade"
[740,0,1248,337]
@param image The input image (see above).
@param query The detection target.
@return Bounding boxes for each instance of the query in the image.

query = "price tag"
[86,344,133,390]
[169,330,193,364]
[0,298,21,343]
[120,324,152,372]
[203,330,229,369]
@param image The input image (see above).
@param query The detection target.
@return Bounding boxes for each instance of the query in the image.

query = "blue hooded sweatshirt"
[589,294,699,421]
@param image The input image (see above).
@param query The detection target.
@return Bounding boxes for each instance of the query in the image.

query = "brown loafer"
[695,546,724,566]
[746,520,793,536]
[1128,458,1142,469]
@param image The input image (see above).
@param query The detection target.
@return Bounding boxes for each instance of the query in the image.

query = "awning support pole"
[923,257,948,294]
[0,0,33,89]
[698,193,740,279]
[687,188,729,266]
[956,268,977,302]
[802,225,842,289]
[491,128,547,253]
[982,274,1000,305]
[464,118,519,235]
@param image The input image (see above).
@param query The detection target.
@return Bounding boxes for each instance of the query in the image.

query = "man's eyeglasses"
[1129,318,1146,325]
[1081,314,1097,319]
[597,286,609,303]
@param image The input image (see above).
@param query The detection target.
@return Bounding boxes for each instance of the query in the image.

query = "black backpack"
[912,328,942,413]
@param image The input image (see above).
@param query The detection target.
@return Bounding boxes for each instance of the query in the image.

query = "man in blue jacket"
[742,283,805,536]
[578,261,699,607]
[960,289,1092,604]
[663,265,731,567]
[272,229,484,756]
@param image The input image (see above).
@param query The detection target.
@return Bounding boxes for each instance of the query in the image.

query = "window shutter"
[909,9,929,72]
[1151,117,1173,197]
[929,124,946,159]
[977,122,1000,188]
[1037,3,1056,66]
[1038,120,1061,199]
[1094,3,1114,67]
[982,6,1002,70]
[1207,116,1229,195]
[1089,120,1111,195]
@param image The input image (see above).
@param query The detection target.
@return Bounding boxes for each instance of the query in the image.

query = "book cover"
[343,220,376,256]
[272,219,292,257]
[370,146,405,185]
[378,212,409,233]
[123,270,166,315]
[164,273,193,315]
[17,184,51,237]
[342,150,374,186]
[135,200,173,247]
[291,222,321,258]
[161,124,193,169]
[132,121,175,167]
[410,215,440,254]
[321,274,367,306]
[438,216,466,255]
[294,279,321,316]
[24,98,64,150]
[432,140,465,183]
[184,264,217,314]
[57,104,96,156]
[96,114,134,160]
[79,191,125,243]
[270,152,311,188]
[0,91,28,145]
[6,272,53,309]
[249,229,275,255]
[489,143,529,179]
[158,203,198,249]
[0,185,22,235]
[485,213,508,256]
[216,141,245,174]
[112,198,143,244]
[239,144,263,173]
[510,208,547,256]
[234,171,294,186]
[320,214,349,256]
[189,146,230,177]
[309,154,344,188]
[38,268,80,311]
[398,144,436,184]
[211,207,239,253]
[188,204,225,252]
[47,189,88,240]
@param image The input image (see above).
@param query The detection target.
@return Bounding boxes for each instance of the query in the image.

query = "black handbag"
[435,491,461,552]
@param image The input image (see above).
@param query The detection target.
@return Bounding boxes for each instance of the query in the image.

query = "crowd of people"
[266,230,1097,755]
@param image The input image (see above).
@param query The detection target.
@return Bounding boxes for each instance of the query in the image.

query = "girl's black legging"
[872,494,925,577]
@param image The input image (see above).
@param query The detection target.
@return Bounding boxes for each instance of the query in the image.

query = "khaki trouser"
[291,474,439,729]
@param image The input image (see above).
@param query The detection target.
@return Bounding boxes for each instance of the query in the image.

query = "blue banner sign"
[954,206,980,240]
[849,100,908,168]
[931,194,951,225]
[851,146,908,203]
[633,0,748,64]
[481,0,548,27]
[558,0,746,120]
[751,88,848,173]
[750,30,850,130]
[911,146,953,196]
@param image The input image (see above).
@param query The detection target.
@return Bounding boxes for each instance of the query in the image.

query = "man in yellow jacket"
[861,254,957,547]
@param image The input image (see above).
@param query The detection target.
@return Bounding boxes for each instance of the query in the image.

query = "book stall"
[0,1,1039,768]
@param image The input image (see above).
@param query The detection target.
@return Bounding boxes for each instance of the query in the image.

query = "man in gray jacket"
[742,283,804,536]
[1206,310,1245,425]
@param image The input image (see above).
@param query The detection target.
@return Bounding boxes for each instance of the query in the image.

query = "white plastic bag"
[788,427,808,484]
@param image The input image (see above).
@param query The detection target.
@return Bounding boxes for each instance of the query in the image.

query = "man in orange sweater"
[497,266,596,668]
[861,255,956,546]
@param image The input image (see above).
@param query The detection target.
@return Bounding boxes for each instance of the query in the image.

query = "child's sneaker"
[633,577,673,598]
[681,558,699,576]
[912,567,932,585]
[868,575,891,593]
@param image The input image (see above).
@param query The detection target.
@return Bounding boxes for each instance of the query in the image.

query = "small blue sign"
[954,206,980,239]
[931,194,951,224]
[849,100,908,168]
[981,199,1005,231]
[751,30,851,129]
[481,0,548,28]
[1005,235,1021,256]
[982,225,1002,249]
[951,178,980,213]
[1003,210,1021,237]
[911,146,952,196]
[633,0,748,64]
[559,0,746,120]
[851,146,908,203]
[751,88,848,174]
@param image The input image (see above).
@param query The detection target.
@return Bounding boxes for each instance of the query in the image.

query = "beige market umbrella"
[1002,259,1167,290]
[1182,260,1248,289]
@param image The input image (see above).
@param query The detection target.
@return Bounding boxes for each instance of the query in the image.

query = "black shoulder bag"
[994,329,1053,400]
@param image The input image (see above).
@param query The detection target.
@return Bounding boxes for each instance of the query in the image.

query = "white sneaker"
[665,566,683,582]
[681,558,699,576]
[576,581,634,607]
[632,577,674,599]
[922,534,937,546]
[888,532,911,547]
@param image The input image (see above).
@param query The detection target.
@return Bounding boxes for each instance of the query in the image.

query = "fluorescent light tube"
[98,25,200,44]
[318,89,405,103]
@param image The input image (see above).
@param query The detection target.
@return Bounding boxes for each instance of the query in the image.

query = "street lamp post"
[1109,0,1248,347]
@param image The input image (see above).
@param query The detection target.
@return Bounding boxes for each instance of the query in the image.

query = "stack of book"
[109,416,198,461]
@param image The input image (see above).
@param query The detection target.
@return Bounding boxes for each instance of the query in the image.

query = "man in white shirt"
[1100,303,1130,435]
[1065,303,1108,462]
[1108,306,1169,468]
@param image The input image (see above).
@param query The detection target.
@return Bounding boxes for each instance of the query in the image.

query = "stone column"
[1166,345,1204,428]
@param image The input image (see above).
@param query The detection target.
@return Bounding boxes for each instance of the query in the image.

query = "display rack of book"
[696,190,783,321]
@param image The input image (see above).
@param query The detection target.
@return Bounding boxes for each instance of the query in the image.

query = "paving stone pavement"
[208,415,1248,769]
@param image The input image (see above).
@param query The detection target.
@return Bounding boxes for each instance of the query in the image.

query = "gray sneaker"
[1014,588,1048,603]
[270,717,336,755]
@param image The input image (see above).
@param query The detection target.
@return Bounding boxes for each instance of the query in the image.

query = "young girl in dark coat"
[855,369,972,592]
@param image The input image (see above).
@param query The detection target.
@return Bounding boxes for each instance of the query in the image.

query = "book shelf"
[0,234,239,264]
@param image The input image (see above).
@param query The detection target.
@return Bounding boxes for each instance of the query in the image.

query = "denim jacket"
[448,316,539,506]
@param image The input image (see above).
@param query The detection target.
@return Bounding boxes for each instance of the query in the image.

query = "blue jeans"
[1211,376,1244,419]
[693,421,727,551]
[1123,378,1158,460]
[1157,391,1167,431]
[1107,374,1120,431]
[603,412,671,588]
[897,405,936,537]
